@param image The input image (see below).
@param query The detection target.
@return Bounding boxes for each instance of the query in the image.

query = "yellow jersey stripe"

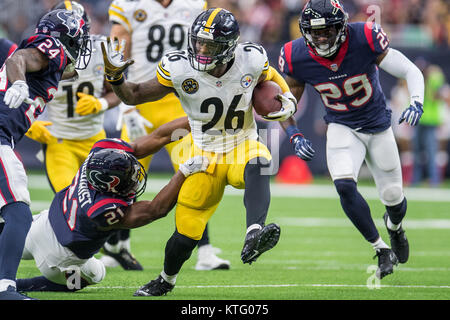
[156,71,174,88]
[110,4,124,13]
[157,67,171,81]
[205,8,222,28]
[64,1,72,10]
[203,1,208,10]
[158,62,171,77]
[108,10,132,31]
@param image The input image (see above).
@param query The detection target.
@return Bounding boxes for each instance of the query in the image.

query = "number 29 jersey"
[156,43,270,153]
[108,0,207,83]
[279,22,391,134]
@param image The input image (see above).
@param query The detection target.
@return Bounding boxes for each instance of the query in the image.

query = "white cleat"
[195,244,230,271]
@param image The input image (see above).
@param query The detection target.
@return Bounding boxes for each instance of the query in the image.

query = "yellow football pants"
[120,93,188,171]
[175,139,272,240]
[44,130,107,192]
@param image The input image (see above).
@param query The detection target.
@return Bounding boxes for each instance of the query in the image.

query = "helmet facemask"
[187,8,240,72]
[188,32,238,71]
[299,0,348,58]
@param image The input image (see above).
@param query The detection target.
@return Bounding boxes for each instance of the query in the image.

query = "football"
[252,80,283,116]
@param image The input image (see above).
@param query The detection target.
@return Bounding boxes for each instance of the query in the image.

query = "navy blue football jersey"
[49,139,136,259]
[0,34,68,146]
[0,38,17,65]
[279,22,391,133]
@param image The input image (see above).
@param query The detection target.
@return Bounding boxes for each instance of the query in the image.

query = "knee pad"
[334,179,357,198]
[380,183,403,206]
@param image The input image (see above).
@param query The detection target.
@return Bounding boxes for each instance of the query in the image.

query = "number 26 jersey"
[156,43,270,153]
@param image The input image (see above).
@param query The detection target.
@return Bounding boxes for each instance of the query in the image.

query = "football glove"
[398,101,423,126]
[120,108,153,142]
[291,133,315,161]
[263,92,297,122]
[4,80,29,109]
[25,121,56,144]
[101,37,134,81]
[75,92,109,116]
[179,155,209,177]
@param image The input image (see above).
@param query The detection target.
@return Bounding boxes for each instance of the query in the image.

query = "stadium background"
[1,0,449,184]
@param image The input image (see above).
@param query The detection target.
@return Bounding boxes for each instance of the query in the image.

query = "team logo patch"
[240,74,253,88]
[182,78,199,94]
[330,63,338,72]
[134,9,147,22]
[93,64,104,76]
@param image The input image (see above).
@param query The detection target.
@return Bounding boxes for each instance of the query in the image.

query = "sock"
[16,276,79,292]
[246,224,262,235]
[160,270,177,285]
[386,216,402,231]
[371,237,390,251]
[197,224,210,247]
[243,158,271,228]
[386,198,407,227]
[0,202,33,282]
[104,241,121,254]
[0,279,16,292]
[163,230,199,276]
[334,179,379,242]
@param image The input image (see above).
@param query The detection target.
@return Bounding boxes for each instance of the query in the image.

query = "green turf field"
[17,173,450,301]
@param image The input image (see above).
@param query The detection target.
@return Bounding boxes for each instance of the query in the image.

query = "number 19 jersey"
[109,0,207,83]
[156,43,270,153]
[46,35,106,140]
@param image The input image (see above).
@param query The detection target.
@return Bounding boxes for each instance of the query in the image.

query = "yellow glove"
[25,121,56,144]
[75,92,109,116]
[101,37,134,81]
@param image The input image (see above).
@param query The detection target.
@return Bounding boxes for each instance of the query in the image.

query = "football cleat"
[195,244,230,271]
[101,247,143,271]
[133,275,174,297]
[383,213,409,263]
[374,248,398,279]
[0,286,36,300]
[241,223,281,264]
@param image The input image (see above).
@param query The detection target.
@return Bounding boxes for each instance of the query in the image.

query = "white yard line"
[28,175,450,202]
[85,283,450,290]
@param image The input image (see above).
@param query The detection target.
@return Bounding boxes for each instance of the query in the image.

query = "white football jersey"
[47,35,107,140]
[156,42,270,153]
[109,0,207,83]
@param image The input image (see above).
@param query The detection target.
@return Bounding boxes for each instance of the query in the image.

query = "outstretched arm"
[101,38,175,105]
[131,116,191,159]
[100,156,209,230]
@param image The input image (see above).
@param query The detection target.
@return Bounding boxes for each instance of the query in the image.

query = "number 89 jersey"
[46,35,107,140]
[108,0,207,83]
[157,43,270,153]
[279,22,391,134]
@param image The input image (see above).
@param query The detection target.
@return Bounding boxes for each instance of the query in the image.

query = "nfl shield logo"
[330,63,338,72]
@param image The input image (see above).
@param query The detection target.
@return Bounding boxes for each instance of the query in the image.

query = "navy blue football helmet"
[299,0,348,57]
[188,8,240,71]
[86,149,147,198]
[52,1,91,34]
[35,8,92,69]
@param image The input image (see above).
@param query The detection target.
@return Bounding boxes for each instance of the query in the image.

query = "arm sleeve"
[156,55,174,88]
[379,48,425,105]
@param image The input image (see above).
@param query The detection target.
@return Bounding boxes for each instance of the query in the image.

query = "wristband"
[105,73,124,85]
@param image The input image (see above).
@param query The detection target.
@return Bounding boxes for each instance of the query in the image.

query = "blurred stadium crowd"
[0,0,449,48]
[1,0,449,186]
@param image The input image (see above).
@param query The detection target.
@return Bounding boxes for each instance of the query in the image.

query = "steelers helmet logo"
[182,78,199,94]
[134,9,147,22]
